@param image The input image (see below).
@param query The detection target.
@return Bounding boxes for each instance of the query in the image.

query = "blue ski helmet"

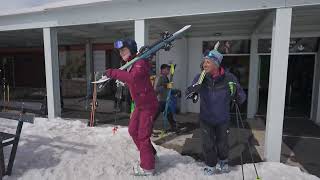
[114,39,137,54]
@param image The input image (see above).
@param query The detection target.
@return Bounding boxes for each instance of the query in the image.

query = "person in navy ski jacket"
[187,49,246,175]
[105,39,159,176]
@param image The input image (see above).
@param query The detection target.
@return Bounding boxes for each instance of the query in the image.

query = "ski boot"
[132,164,154,176]
[203,166,218,175]
[216,159,230,173]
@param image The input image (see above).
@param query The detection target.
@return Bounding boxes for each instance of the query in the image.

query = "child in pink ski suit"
[105,39,158,176]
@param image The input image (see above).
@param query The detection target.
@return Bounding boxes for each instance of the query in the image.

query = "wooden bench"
[0,101,44,115]
[0,111,35,178]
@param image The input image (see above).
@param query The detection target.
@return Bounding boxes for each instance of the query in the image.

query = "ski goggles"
[203,50,223,64]
[204,50,222,60]
[114,40,125,49]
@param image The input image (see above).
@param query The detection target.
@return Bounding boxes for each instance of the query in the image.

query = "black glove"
[191,93,200,103]
[185,84,201,103]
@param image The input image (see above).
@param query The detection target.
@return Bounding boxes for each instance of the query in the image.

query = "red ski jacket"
[106,59,158,109]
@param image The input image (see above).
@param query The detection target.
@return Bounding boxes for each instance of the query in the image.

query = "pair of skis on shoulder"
[88,25,191,127]
[91,25,191,86]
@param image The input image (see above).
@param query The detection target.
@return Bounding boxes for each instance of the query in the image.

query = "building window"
[203,40,250,54]
[258,37,319,53]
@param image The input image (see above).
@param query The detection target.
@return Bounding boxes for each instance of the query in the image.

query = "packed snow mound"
[0,118,318,180]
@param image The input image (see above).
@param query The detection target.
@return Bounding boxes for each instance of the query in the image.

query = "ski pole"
[233,99,245,180]
[112,101,119,135]
[3,85,5,111]
[234,102,261,180]
[7,85,9,105]
[113,88,121,135]
[163,64,175,133]
[90,73,97,127]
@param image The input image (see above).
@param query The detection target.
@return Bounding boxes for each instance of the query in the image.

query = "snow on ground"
[0,117,319,180]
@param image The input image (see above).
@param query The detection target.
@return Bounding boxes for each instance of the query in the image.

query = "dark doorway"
[258,54,315,118]
[221,55,250,113]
